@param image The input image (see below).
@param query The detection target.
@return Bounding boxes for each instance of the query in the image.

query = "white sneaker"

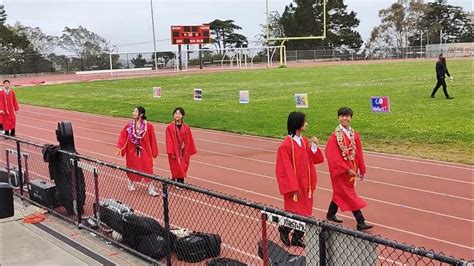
[148,184,159,197]
[128,181,136,191]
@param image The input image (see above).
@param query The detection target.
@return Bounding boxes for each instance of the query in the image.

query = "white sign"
[194,88,202,101]
[239,90,249,104]
[153,87,161,98]
[295,93,309,108]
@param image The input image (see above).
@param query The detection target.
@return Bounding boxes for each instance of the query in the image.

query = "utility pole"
[150,0,158,71]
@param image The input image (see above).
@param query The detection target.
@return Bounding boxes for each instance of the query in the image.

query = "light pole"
[150,0,158,71]
[265,0,270,67]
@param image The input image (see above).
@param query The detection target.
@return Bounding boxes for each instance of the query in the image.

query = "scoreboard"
[171,25,211,45]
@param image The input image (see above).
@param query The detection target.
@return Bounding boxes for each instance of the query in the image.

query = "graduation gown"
[117,121,158,182]
[325,130,367,212]
[0,90,19,131]
[165,122,197,178]
[275,136,324,216]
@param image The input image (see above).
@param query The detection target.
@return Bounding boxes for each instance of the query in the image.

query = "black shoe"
[430,95,435,98]
[446,97,454,99]
[326,215,343,223]
[357,223,374,231]
[291,233,306,248]
[278,227,291,246]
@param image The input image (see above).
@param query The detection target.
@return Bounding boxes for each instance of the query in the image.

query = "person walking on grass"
[275,111,324,247]
[325,107,373,231]
[165,107,196,185]
[117,106,159,196]
[431,53,454,99]
[0,80,19,136]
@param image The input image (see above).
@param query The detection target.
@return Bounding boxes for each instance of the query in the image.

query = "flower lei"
[127,119,146,146]
[335,124,356,161]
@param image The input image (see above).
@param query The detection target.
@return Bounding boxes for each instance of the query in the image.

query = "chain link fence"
[2,43,471,76]
[0,135,471,265]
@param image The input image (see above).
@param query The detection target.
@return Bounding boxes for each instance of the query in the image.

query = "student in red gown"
[0,80,19,136]
[325,107,373,231]
[275,111,324,247]
[117,106,159,196]
[165,107,196,184]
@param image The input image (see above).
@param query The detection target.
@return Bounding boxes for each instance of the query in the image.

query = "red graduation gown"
[325,130,367,212]
[0,90,19,131]
[165,122,197,179]
[275,136,324,216]
[117,122,158,182]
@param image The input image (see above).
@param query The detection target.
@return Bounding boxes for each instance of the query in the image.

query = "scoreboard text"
[171,25,211,45]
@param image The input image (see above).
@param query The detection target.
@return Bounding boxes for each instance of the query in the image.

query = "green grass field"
[16,58,473,164]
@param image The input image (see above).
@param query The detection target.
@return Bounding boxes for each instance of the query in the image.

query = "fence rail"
[1,43,472,76]
[1,135,471,265]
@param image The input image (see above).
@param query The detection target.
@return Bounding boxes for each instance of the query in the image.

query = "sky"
[2,0,472,53]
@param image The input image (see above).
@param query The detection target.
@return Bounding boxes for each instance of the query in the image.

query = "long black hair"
[136,106,147,120]
[287,112,306,137]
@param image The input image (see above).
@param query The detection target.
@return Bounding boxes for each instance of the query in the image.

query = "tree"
[131,53,147,68]
[420,2,472,44]
[209,19,248,54]
[150,52,175,68]
[0,3,6,25]
[366,0,431,55]
[11,23,59,56]
[257,11,285,46]
[280,0,363,49]
[367,1,472,53]
[59,26,117,70]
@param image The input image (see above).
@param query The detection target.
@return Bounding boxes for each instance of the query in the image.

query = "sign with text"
[194,88,202,101]
[239,90,249,104]
[153,87,161,98]
[171,25,211,45]
[371,96,390,112]
[295,93,309,108]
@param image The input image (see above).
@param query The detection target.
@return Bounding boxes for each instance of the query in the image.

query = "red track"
[13,105,474,260]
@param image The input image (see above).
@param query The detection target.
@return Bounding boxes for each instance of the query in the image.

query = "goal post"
[265,0,328,66]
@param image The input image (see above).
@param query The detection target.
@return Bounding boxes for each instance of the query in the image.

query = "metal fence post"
[162,183,172,266]
[93,169,100,223]
[260,212,269,266]
[319,228,327,266]
[71,158,81,224]
[16,141,24,197]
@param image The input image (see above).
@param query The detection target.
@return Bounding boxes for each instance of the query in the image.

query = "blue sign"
[371,96,390,112]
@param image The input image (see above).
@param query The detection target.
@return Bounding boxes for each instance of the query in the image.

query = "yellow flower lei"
[335,125,356,161]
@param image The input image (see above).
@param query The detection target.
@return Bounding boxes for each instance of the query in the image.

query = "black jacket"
[436,60,450,79]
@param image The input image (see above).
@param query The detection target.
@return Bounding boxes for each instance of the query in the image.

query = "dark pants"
[174,178,184,184]
[431,78,450,98]
[327,201,365,225]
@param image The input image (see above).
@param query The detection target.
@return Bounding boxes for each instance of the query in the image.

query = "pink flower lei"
[127,119,146,146]
[335,124,356,161]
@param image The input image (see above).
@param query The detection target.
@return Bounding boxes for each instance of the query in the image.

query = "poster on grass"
[370,96,390,112]
[295,93,309,108]
[239,90,249,104]
[152,87,161,98]
[194,88,202,101]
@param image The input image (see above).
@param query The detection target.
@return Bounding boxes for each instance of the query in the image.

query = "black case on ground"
[257,240,306,265]
[27,179,59,208]
[175,232,222,263]
[0,167,24,188]
[95,199,133,234]
[136,234,171,260]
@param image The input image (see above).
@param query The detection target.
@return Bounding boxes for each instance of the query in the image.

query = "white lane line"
[18,116,474,185]
[12,134,474,250]
[20,107,474,170]
[17,122,474,201]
